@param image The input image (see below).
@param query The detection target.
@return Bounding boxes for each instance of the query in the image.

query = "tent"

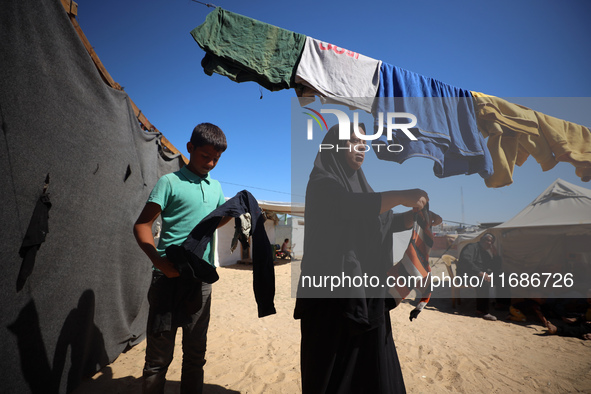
[493,179,591,230]
[258,200,305,217]
[488,179,591,298]
[0,1,190,393]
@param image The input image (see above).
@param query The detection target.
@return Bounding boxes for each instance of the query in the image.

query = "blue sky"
[77,0,590,226]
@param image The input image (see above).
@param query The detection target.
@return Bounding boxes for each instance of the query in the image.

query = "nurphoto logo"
[304,108,418,153]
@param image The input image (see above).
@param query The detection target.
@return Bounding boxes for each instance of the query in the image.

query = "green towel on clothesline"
[191,7,306,92]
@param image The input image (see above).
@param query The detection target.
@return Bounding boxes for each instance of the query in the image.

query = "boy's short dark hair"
[190,123,227,152]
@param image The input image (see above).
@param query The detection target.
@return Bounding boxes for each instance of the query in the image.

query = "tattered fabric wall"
[0,0,183,392]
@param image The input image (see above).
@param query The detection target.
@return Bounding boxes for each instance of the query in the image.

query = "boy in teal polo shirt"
[134,123,230,394]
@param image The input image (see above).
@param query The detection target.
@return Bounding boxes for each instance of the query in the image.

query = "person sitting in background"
[457,233,500,321]
[508,297,549,326]
[279,238,292,259]
[546,289,591,340]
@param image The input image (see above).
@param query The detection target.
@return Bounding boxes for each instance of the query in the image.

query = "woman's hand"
[429,211,443,227]
[401,208,442,229]
[399,189,429,210]
[380,189,429,213]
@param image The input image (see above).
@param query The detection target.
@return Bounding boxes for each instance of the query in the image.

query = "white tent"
[488,178,591,297]
[449,231,485,258]
[494,179,591,229]
[258,200,305,217]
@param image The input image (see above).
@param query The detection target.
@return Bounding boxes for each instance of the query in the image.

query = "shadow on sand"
[419,295,548,334]
[71,368,241,394]
[221,259,295,271]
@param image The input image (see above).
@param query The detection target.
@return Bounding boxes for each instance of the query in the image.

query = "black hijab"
[308,122,371,194]
[295,122,398,328]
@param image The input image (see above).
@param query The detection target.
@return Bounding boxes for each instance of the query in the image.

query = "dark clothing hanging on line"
[191,7,306,92]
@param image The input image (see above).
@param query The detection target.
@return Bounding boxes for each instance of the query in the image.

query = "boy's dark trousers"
[142,280,212,394]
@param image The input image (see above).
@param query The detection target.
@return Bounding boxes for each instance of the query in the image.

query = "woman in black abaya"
[294,122,441,393]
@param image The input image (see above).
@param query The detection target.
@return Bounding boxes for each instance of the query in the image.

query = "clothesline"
[190,0,217,8]
[190,7,591,188]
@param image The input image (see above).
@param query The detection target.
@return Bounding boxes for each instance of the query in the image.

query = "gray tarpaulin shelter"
[488,178,591,297]
[1,0,185,392]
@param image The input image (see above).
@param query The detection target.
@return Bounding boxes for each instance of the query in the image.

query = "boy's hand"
[156,256,180,278]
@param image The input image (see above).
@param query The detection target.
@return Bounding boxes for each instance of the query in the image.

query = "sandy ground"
[73,259,591,393]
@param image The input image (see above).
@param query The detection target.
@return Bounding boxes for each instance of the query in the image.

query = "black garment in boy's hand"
[166,244,219,284]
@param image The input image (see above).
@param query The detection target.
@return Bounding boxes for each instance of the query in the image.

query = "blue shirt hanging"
[372,62,493,179]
